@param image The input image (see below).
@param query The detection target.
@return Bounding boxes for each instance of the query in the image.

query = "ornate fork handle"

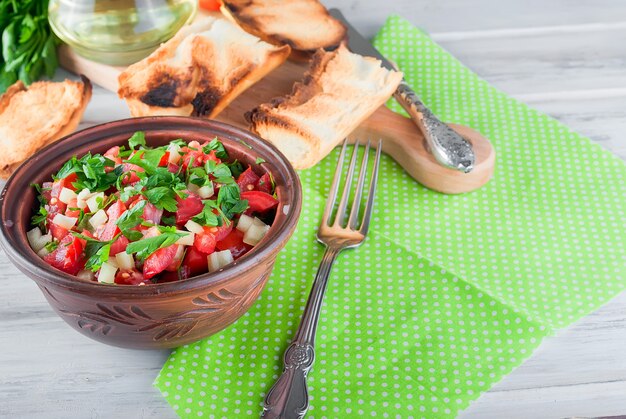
[262,247,340,419]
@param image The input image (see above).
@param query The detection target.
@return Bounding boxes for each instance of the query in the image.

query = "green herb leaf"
[125,230,186,261]
[31,205,48,226]
[128,131,146,149]
[0,2,59,92]
[116,200,146,233]
[73,233,116,272]
[255,157,266,164]
[143,186,178,212]
[191,200,220,226]
[126,148,166,175]
[202,138,228,160]
[227,160,245,178]
[44,241,58,253]
[217,183,248,219]
[161,215,176,226]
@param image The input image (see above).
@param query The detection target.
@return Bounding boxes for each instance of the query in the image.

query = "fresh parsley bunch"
[1,0,58,92]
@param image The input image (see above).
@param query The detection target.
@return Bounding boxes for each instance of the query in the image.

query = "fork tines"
[322,139,382,234]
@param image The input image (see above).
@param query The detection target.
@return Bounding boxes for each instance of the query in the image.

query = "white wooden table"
[2,1,625,418]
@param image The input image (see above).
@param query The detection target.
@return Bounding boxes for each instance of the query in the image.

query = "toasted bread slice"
[0,77,92,179]
[246,46,403,169]
[221,0,346,52]
[118,17,291,119]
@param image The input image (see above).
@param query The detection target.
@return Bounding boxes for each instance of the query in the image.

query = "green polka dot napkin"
[155,15,626,418]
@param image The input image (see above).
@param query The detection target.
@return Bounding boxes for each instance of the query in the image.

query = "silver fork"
[261,139,382,419]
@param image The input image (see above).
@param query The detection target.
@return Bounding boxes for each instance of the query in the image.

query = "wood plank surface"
[1,1,626,418]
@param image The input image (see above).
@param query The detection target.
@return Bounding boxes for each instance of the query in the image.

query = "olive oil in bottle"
[48,0,196,65]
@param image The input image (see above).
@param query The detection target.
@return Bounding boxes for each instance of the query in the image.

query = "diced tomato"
[241,191,278,213]
[143,202,163,225]
[81,230,96,239]
[193,229,217,254]
[104,146,120,158]
[47,180,67,214]
[143,244,178,279]
[120,163,144,185]
[165,245,185,272]
[205,219,233,241]
[157,270,181,283]
[158,151,170,167]
[97,200,127,241]
[256,173,272,194]
[121,193,142,207]
[41,182,53,203]
[199,0,221,11]
[130,199,162,225]
[237,167,260,192]
[204,150,221,164]
[47,214,69,241]
[216,229,252,259]
[180,246,209,279]
[60,173,79,191]
[104,146,123,169]
[167,163,180,174]
[175,192,203,224]
[65,198,81,218]
[44,233,86,275]
[114,269,145,285]
[181,149,204,171]
[110,235,129,256]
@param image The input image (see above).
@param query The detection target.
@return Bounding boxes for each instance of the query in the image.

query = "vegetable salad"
[28,132,278,285]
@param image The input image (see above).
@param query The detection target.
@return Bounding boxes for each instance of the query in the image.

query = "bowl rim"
[0,116,302,297]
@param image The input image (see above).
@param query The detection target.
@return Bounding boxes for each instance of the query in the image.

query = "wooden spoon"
[350,106,495,194]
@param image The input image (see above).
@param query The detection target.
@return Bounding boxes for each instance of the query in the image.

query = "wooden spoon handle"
[350,105,496,194]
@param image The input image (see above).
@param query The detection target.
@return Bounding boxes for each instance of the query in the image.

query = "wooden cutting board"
[58,45,495,194]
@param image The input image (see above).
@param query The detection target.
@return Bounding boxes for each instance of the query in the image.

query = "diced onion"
[236,214,254,233]
[197,183,214,199]
[175,231,195,246]
[77,188,93,200]
[89,209,108,228]
[98,261,117,284]
[115,252,135,270]
[185,219,204,234]
[52,213,78,230]
[207,249,234,272]
[218,249,234,265]
[86,192,105,213]
[27,227,52,252]
[58,187,77,204]
[187,183,200,194]
[168,143,181,164]
[243,222,270,246]
[37,247,50,258]
[77,270,95,281]
[76,189,94,210]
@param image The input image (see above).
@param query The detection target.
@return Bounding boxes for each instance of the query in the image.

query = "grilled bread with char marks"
[0,77,92,179]
[117,16,291,119]
[246,45,403,169]
[221,0,347,53]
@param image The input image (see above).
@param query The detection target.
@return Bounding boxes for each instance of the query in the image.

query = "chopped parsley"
[128,131,146,149]
[217,183,248,219]
[125,228,187,261]
[72,233,116,272]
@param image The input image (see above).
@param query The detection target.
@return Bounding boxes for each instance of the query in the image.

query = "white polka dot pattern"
[155,15,626,419]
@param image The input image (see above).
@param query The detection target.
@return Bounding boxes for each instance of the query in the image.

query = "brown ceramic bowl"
[0,117,301,349]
